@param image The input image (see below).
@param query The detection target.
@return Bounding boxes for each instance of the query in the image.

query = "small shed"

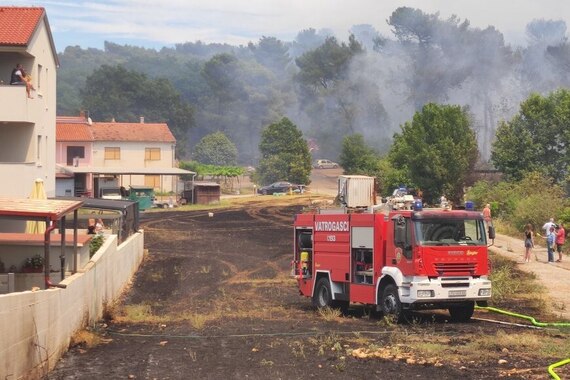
[192,182,221,204]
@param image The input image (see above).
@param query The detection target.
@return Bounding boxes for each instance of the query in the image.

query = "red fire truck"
[292,203,494,322]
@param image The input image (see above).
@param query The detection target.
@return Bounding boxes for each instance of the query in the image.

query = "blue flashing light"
[465,201,475,211]
[413,199,423,211]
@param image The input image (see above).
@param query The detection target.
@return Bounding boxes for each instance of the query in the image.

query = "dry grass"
[198,265,211,274]
[70,329,111,348]
[316,306,343,321]
[186,313,209,329]
[349,327,570,367]
[115,304,168,324]
[490,254,545,304]
[146,193,329,214]
[114,280,294,329]
[493,218,521,236]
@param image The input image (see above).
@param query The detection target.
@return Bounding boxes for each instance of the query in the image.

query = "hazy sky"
[4,0,570,52]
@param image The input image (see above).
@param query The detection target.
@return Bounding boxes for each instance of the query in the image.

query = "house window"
[37,135,42,164]
[145,148,161,161]
[144,175,160,188]
[67,146,85,165]
[104,147,120,160]
[37,64,42,90]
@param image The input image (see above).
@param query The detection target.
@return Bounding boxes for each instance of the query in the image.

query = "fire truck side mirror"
[488,226,496,240]
[395,223,406,246]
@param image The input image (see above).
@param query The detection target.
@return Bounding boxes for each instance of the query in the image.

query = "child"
[95,218,105,234]
[523,223,535,263]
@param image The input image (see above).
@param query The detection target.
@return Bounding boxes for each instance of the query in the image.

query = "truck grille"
[434,262,476,276]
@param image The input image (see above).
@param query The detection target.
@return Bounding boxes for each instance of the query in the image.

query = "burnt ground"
[47,197,569,380]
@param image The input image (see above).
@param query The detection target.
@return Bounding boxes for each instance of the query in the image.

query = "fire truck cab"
[293,203,493,322]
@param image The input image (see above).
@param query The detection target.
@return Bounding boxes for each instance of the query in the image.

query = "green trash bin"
[128,185,155,211]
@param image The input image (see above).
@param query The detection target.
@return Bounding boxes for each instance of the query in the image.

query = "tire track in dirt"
[138,206,295,307]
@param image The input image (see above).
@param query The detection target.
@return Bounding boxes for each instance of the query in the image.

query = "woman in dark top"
[523,223,535,263]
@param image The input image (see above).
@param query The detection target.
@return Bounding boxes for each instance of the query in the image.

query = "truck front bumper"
[399,276,492,305]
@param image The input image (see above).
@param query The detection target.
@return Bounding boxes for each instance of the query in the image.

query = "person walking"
[523,223,535,263]
[555,222,565,262]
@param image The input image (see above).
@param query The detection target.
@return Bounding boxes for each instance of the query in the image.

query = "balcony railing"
[0,85,40,123]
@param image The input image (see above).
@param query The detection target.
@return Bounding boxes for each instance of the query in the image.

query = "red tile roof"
[0,7,44,46]
[56,116,88,124]
[56,119,176,143]
[57,123,94,141]
[92,122,176,143]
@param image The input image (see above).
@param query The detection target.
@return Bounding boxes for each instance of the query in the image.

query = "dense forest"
[56,7,570,165]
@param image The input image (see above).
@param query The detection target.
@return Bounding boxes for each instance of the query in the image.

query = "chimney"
[79,110,86,119]
[140,116,145,124]
[111,117,115,123]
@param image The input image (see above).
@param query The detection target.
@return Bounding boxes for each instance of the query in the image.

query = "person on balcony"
[10,63,33,98]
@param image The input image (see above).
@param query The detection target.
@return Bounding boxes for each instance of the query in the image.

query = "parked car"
[313,159,339,169]
[257,181,303,195]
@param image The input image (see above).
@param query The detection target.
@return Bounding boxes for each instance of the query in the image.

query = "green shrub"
[559,207,570,226]
[23,254,44,269]
[466,172,567,233]
[89,235,105,257]
[511,193,563,231]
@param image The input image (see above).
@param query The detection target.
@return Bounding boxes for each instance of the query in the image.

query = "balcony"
[0,85,42,123]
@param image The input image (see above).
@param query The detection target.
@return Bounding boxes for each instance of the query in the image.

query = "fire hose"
[475,305,570,379]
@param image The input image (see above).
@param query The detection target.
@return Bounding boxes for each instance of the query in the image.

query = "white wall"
[55,178,74,196]
[0,231,144,379]
[92,141,177,192]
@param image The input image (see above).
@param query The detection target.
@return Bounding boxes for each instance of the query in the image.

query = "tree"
[339,134,409,195]
[339,134,378,174]
[491,89,570,183]
[81,65,194,157]
[248,36,291,76]
[295,36,362,90]
[193,132,238,166]
[288,28,329,59]
[256,117,312,185]
[388,103,478,204]
[386,6,510,119]
[197,52,292,163]
[201,53,246,104]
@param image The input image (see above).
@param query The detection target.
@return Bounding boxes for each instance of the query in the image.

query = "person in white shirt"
[542,218,555,236]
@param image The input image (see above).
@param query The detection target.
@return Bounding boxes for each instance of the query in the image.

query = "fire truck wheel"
[312,278,333,309]
[381,284,403,322]
[334,300,350,314]
[448,301,475,322]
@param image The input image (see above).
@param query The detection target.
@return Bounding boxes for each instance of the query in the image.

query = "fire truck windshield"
[414,218,486,246]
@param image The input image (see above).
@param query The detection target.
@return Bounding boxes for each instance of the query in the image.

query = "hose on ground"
[475,305,570,379]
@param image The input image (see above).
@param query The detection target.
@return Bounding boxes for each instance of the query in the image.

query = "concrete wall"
[0,243,91,281]
[0,230,144,379]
